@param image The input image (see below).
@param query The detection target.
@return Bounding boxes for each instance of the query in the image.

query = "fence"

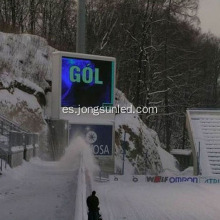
[0,114,39,170]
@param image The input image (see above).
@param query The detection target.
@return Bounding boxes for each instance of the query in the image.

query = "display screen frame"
[61,56,115,108]
[51,52,116,120]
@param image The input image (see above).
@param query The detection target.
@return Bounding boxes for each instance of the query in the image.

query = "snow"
[16,77,45,94]
[75,154,86,220]
[1,133,220,220]
[180,167,194,176]
[0,87,45,132]
[0,137,93,220]
[157,147,179,175]
[0,160,77,220]
[11,146,24,153]
[95,180,220,220]
[26,145,33,150]
[115,155,135,175]
[0,70,14,88]
[115,89,165,174]
[171,149,192,156]
[0,32,55,89]
[0,88,41,111]
[115,88,179,174]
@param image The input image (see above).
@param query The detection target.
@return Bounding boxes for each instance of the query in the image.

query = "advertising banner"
[145,176,199,183]
[110,175,220,184]
[199,177,220,184]
[109,175,200,183]
[70,123,113,156]
[109,175,146,183]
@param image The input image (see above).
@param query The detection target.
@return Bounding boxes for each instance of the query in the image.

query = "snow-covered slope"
[115,89,178,175]
[0,32,55,88]
[0,32,55,132]
[96,180,220,220]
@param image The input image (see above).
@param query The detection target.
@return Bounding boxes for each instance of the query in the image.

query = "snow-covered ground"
[0,159,77,220]
[0,138,89,220]
[95,180,220,220]
[87,136,220,220]
[1,136,220,220]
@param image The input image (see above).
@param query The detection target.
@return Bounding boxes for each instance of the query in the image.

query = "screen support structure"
[51,51,116,174]
[76,0,86,53]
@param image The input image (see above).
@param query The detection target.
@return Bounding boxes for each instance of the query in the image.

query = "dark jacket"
[87,195,99,212]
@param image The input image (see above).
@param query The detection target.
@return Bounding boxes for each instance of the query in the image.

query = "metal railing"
[0,114,38,170]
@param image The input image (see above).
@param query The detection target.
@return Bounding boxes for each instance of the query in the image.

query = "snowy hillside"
[0,32,54,87]
[115,89,178,175]
[0,31,178,173]
[0,32,55,132]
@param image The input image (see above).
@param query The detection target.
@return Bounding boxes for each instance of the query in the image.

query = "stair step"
[209,160,220,162]
[205,140,220,142]
[207,152,220,154]
[210,163,220,166]
[211,167,220,171]
[206,147,220,149]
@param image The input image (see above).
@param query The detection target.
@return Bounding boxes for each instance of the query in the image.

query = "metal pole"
[99,160,101,180]
[76,0,86,53]
[197,142,200,175]
[122,131,126,175]
[145,151,148,175]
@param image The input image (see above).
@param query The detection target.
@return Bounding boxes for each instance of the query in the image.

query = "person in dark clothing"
[87,191,100,220]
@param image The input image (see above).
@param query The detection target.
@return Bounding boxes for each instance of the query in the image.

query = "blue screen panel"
[62,57,114,107]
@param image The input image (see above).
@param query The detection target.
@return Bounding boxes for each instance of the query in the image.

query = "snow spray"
[58,136,100,181]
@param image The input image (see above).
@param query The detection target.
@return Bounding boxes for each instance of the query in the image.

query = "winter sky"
[198,0,220,37]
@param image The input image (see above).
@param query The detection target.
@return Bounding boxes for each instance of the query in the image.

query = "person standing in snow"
[86,191,100,220]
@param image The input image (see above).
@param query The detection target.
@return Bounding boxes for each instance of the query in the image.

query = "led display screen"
[61,57,114,107]
[70,124,113,156]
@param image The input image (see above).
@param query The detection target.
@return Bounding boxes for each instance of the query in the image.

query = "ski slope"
[0,138,86,220]
[0,159,78,220]
[1,137,220,220]
[0,137,98,220]
[95,180,220,220]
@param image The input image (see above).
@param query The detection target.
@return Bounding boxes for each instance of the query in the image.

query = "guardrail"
[74,153,87,220]
[0,114,30,134]
[0,114,39,169]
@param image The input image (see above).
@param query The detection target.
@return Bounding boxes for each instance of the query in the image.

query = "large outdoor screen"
[61,57,114,108]
[70,124,113,156]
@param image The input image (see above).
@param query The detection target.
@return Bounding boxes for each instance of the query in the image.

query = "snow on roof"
[26,145,34,150]
[170,149,192,156]
[16,77,44,94]
[11,146,24,153]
